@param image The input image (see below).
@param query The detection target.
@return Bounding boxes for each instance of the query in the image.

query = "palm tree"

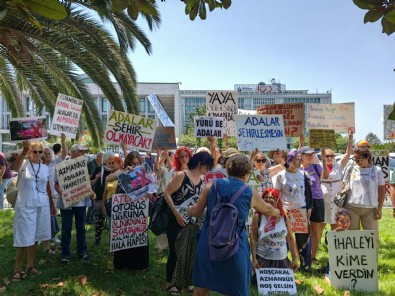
[0,3,159,147]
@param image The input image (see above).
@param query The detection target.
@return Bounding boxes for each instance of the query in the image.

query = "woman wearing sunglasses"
[251,150,273,191]
[321,130,353,230]
[11,141,56,281]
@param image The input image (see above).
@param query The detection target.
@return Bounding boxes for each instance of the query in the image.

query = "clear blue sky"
[129,0,395,142]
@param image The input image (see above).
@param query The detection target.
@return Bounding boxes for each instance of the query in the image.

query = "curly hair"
[226,154,251,178]
[353,147,372,164]
[173,146,192,171]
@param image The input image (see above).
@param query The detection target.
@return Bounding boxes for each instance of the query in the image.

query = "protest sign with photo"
[257,103,304,137]
[306,103,355,133]
[56,155,92,208]
[383,104,395,140]
[194,116,224,138]
[105,110,157,151]
[9,117,48,142]
[50,93,83,139]
[110,194,149,252]
[152,126,177,150]
[117,162,157,201]
[309,129,335,149]
[255,268,297,295]
[204,169,228,184]
[206,91,238,136]
[147,94,175,127]
[371,150,390,197]
[327,230,378,292]
[235,114,287,152]
[289,208,308,233]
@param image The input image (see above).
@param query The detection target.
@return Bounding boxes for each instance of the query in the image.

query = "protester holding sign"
[250,150,273,191]
[56,144,91,264]
[163,152,213,294]
[322,129,354,229]
[298,145,328,268]
[274,150,313,272]
[189,154,279,296]
[250,188,299,271]
[11,141,56,281]
[344,148,385,234]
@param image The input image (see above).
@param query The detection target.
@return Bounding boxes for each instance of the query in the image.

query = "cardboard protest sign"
[147,94,175,127]
[56,155,92,208]
[309,129,335,149]
[289,208,308,233]
[105,110,157,151]
[110,194,149,252]
[152,127,177,150]
[371,150,390,198]
[256,268,297,295]
[306,103,355,133]
[257,103,304,137]
[383,104,395,140]
[235,114,287,152]
[327,230,378,292]
[117,163,157,201]
[9,117,48,142]
[206,91,238,136]
[194,116,224,138]
[50,93,83,139]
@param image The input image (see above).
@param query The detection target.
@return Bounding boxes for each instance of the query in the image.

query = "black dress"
[112,185,149,270]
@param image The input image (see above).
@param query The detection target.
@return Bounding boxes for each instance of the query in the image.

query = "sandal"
[11,271,26,282]
[26,266,41,275]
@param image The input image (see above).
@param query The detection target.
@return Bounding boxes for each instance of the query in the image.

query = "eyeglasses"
[325,155,335,158]
[109,162,115,165]
[354,158,363,163]
[32,151,43,154]
[255,159,267,163]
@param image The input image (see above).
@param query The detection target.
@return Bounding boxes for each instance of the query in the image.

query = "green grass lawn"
[0,208,394,296]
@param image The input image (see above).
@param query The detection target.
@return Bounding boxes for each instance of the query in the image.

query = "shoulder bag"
[334,165,353,208]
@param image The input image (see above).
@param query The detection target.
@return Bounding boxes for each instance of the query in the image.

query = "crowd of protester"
[0,131,393,295]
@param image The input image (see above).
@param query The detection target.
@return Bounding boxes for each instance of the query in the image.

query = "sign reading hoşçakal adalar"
[152,126,177,150]
[56,155,93,208]
[257,103,304,137]
[306,103,355,133]
[110,194,149,253]
[327,230,378,292]
[256,268,297,295]
[146,94,175,127]
[235,114,287,152]
[9,117,48,143]
[105,110,157,151]
[309,128,335,149]
[206,91,238,136]
[50,93,83,139]
[194,116,224,138]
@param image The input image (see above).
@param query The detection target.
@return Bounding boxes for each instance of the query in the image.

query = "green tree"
[0,3,157,147]
[366,132,382,146]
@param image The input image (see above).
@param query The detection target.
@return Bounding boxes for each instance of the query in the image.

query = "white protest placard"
[246,169,262,192]
[206,91,238,136]
[327,230,378,292]
[289,208,308,233]
[384,104,395,140]
[147,94,175,127]
[194,116,224,138]
[256,268,297,295]
[110,194,149,253]
[257,103,304,137]
[105,110,157,151]
[371,150,390,198]
[117,163,157,201]
[56,155,92,208]
[9,117,48,142]
[306,103,355,133]
[235,114,287,152]
[50,93,83,139]
[238,109,257,115]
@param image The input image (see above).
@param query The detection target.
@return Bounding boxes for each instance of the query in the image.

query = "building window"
[185,97,206,122]
[238,98,245,109]
[252,97,276,109]
[101,115,107,129]
[148,101,155,113]
[101,98,108,112]
[140,98,145,113]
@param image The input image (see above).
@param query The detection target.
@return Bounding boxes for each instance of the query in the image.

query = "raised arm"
[340,128,354,168]
[321,148,329,179]
[60,133,68,160]
[11,141,30,171]
[251,189,280,217]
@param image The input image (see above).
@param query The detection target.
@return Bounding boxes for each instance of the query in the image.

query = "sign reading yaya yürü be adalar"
[105,110,157,151]
[194,116,224,138]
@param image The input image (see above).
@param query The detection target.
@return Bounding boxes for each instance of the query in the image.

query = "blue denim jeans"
[0,178,12,210]
[60,207,87,258]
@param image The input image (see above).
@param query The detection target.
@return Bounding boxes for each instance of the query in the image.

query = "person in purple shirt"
[298,146,329,266]
[0,151,14,209]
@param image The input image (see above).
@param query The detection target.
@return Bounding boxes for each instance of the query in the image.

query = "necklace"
[29,160,43,193]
